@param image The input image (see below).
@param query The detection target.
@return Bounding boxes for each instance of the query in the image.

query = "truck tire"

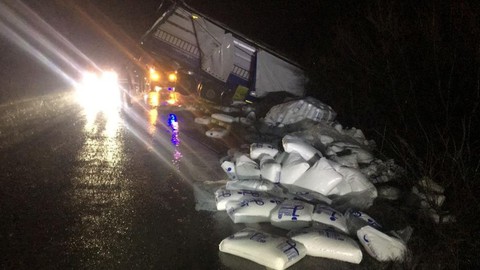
[200,82,222,103]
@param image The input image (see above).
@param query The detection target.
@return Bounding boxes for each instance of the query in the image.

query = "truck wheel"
[200,83,222,103]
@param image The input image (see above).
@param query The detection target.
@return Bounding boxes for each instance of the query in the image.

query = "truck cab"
[120,59,180,108]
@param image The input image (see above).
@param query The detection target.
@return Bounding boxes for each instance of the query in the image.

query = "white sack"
[270,199,314,230]
[279,152,310,185]
[221,160,237,180]
[215,188,264,211]
[259,155,281,183]
[293,157,343,195]
[219,228,307,270]
[285,188,332,205]
[288,227,362,264]
[350,148,374,164]
[263,97,336,126]
[226,179,276,192]
[311,204,348,233]
[330,154,359,168]
[206,128,229,138]
[418,177,445,194]
[194,116,211,125]
[344,209,382,235]
[327,180,353,196]
[357,225,407,262]
[235,155,261,180]
[331,166,377,198]
[250,143,279,160]
[282,135,322,161]
[211,113,237,124]
[226,197,283,223]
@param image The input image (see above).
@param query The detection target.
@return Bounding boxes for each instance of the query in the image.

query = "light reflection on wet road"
[69,108,134,267]
[0,91,239,269]
[0,92,356,270]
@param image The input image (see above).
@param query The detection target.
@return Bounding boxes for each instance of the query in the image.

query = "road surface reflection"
[69,108,134,266]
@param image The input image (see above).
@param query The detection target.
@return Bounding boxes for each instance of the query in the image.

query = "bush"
[304,1,480,268]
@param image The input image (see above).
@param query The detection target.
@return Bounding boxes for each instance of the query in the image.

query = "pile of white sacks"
[215,139,409,269]
[193,97,411,269]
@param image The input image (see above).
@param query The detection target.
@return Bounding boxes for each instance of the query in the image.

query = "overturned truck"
[141,0,307,105]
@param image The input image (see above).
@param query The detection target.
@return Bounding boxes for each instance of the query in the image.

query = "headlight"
[168,73,177,82]
[76,70,121,112]
[149,68,160,81]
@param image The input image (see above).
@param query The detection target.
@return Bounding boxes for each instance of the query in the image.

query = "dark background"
[1,1,479,267]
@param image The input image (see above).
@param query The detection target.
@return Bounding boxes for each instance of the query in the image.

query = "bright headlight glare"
[76,70,121,112]
[150,72,160,81]
[168,73,177,82]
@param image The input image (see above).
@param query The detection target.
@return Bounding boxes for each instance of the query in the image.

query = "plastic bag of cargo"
[311,204,348,233]
[219,228,307,270]
[206,127,229,138]
[288,226,362,264]
[194,180,228,211]
[226,179,277,192]
[194,116,211,125]
[293,157,343,195]
[344,209,382,235]
[357,225,407,262]
[235,155,261,180]
[263,97,336,126]
[282,135,323,161]
[270,199,314,230]
[330,153,359,168]
[215,188,265,211]
[221,160,238,180]
[326,179,352,196]
[213,106,240,113]
[285,187,333,205]
[331,166,377,195]
[279,152,310,185]
[226,197,283,223]
[330,190,378,212]
[250,143,279,160]
[349,148,374,164]
[211,113,237,124]
[259,154,281,183]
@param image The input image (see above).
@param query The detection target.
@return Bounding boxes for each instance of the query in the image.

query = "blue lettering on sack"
[237,190,260,197]
[249,232,267,243]
[367,218,382,228]
[363,234,369,243]
[278,205,304,221]
[269,199,283,204]
[330,211,338,221]
[323,228,345,241]
[352,210,362,217]
[239,199,265,207]
[282,240,300,261]
[218,190,231,198]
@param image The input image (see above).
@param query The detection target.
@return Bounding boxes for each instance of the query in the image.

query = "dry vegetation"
[304,0,480,268]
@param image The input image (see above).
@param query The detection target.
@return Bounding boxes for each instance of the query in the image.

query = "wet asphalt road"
[0,91,376,270]
[0,91,243,269]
